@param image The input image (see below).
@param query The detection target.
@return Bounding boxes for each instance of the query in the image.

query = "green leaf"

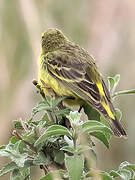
[40,170,67,180]
[108,74,120,95]
[100,171,114,180]
[23,127,38,144]
[118,169,131,180]
[76,145,90,154]
[55,108,70,117]
[115,108,122,121]
[66,111,81,127]
[65,155,84,180]
[12,153,28,168]
[110,168,132,180]
[119,161,135,172]
[54,150,65,164]
[76,145,96,157]
[24,159,33,168]
[90,131,110,148]
[51,96,67,108]
[13,120,24,130]
[0,142,28,168]
[11,168,30,180]
[60,146,75,154]
[0,145,6,150]
[11,169,22,180]
[32,101,50,116]
[100,115,110,129]
[20,168,31,180]
[33,151,50,166]
[109,170,120,178]
[85,170,114,180]
[9,136,20,144]
[113,89,135,98]
[45,95,52,105]
[82,121,113,138]
[83,104,100,121]
[34,125,72,146]
[64,136,74,147]
[84,171,92,178]
[0,162,18,177]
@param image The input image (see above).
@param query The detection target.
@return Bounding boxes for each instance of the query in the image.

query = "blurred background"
[0,0,135,179]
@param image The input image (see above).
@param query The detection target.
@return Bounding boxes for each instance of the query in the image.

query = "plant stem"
[12,130,37,153]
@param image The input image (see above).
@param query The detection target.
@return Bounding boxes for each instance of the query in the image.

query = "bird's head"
[41,28,68,54]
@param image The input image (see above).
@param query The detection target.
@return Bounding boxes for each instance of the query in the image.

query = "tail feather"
[110,118,127,138]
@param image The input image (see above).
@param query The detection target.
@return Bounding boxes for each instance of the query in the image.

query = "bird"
[38,28,127,137]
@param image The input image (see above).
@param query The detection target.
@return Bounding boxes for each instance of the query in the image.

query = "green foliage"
[108,74,120,95]
[109,161,135,180]
[0,74,135,180]
[65,155,84,180]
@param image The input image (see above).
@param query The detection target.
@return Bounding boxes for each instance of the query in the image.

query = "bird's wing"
[43,50,107,111]
[43,50,127,137]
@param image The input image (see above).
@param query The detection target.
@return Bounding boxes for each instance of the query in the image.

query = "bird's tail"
[110,118,127,138]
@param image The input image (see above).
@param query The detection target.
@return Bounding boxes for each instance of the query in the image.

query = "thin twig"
[12,130,37,153]
[33,79,46,99]
[20,118,28,132]
[32,80,57,123]
[40,165,49,175]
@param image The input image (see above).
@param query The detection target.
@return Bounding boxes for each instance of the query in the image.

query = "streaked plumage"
[38,28,127,137]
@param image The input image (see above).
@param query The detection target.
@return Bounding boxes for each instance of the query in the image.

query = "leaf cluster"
[0,74,135,180]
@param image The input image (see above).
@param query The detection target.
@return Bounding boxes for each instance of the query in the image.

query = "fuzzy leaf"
[60,146,75,154]
[11,168,30,180]
[23,127,38,144]
[0,162,18,177]
[108,74,120,95]
[55,108,70,117]
[113,89,135,98]
[33,151,50,166]
[13,120,24,130]
[65,155,84,180]
[0,142,28,168]
[109,170,120,178]
[11,169,22,180]
[118,169,131,180]
[54,150,65,164]
[119,161,135,172]
[9,136,20,144]
[83,104,100,121]
[82,121,113,138]
[34,125,72,146]
[115,108,122,121]
[90,131,110,148]
[100,171,114,180]
[32,101,50,116]
[66,111,81,127]
[40,170,67,180]
[51,96,67,108]
[110,169,132,180]
[84,170,114,179]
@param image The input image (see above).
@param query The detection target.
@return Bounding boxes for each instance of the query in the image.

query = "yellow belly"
[38,67,84,106]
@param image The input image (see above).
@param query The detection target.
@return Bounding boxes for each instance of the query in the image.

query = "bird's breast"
[38,66,73,97]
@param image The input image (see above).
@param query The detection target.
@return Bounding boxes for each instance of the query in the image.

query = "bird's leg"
[65,96,75,100]
[78,105,83,113]
[58,100,71,129]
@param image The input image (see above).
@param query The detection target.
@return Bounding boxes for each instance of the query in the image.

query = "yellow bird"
[38,28,127,137]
